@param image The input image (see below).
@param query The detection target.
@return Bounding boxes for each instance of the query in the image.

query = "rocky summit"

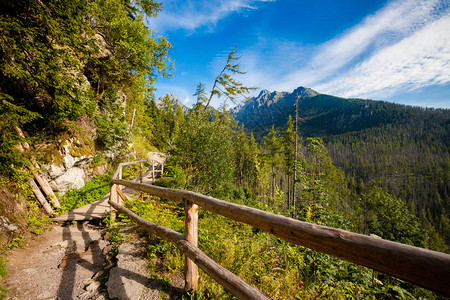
[230,87,318,134]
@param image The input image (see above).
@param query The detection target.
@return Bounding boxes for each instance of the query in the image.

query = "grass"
[118,194,443,299]
[59,173,112,212]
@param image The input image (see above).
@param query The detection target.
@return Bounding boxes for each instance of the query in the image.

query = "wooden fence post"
[117,167,123,205]
[184,198,199,293]
[151,160,155,180]
[110,182,117,223]
[110,166,122,223]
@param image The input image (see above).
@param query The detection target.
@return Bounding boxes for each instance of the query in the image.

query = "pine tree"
[263,125,284,204]
[283,115,296,210]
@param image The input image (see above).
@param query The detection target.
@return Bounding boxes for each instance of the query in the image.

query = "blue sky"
[148,0,450,109]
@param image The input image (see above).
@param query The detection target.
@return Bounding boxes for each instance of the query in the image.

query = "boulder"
[47,164,65,179]
[50,167,85,193]
[62,154,76,169]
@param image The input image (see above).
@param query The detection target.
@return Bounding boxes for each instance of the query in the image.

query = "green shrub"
[60,173,112,212]
[0,258,7,299]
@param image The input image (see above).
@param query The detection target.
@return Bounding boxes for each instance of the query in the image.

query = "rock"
[62,154,76,169]
[37,290,54,299]
[74,157,92,169]
[102,244,113,256]
[0,216,18,232]
[92,270,105,280]
[50,167,85,193]
[104,262,115,271]
[53,240,70,249]
[156,93,189,114]
[84,280,101,292]
[92,163,108,177]
[47,164,65,179]
[147,152,166,165]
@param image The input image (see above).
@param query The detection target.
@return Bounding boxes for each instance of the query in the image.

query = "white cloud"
[241,0,449,99]
[150,0,274,33]
[316,15,450,98]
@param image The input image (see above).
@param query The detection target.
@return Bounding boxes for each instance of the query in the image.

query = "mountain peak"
[230,86,318,114]
[293,86,318,97]
[258,89,270,97]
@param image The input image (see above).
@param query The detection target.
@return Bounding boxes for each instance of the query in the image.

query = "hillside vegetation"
[118,97,444,299]
[0,1,448,299]
[0,0,170,293]
[233,88,450,250]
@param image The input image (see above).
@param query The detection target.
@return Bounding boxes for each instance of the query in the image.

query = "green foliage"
[198,47,256,110]
[154,162,187,189]
[0,257,6,299]
[60,174,112,212]
[7,236,24,250]
[0,0,172,175]
[360,183,426,247]
[326,117,450,249]
[26,199,51,235]
[0,96,41,176]
[172,109,235,197]
[124,192,431,299]
[124,197,184,272]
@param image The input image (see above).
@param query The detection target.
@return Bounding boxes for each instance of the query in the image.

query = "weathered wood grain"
[29,178,54,216]
[184,199,199,292]
[32,172,60,209]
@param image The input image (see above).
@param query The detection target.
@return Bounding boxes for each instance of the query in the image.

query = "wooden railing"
[109,160,450,299]
[109,159,163,222]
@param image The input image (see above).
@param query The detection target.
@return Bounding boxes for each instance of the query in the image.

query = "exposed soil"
[2,222,108,300]
[1,222,185,300]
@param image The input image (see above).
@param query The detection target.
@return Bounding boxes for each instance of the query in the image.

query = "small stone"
[102,244,113,256]
[37,290,54,299]
[92,270,105,280]
[85,280,101,292]
[54,240,70,248]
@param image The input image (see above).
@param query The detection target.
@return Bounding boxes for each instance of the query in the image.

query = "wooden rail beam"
[109,200,271,300]
[111,178,450,297]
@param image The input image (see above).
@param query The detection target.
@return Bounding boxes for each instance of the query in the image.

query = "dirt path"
[2,222,108,300]
[2,222,185,300]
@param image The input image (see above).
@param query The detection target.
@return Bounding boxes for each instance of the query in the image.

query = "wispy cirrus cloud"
[316,15,450,99]
[150,0,274,33]
[241,0,449,100]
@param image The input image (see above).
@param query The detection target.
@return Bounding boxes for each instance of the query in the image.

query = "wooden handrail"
[109,200,271,300]
[111,177,450,297]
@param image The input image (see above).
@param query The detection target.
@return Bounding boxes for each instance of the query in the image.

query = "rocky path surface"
[2,222,184,300]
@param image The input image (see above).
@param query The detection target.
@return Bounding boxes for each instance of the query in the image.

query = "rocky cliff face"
[230,87,320,136]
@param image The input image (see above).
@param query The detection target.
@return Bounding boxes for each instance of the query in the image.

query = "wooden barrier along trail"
[109,160,450,299]
[109,201,271,300]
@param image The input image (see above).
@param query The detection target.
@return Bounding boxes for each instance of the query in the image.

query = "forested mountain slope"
[232,87,450,247]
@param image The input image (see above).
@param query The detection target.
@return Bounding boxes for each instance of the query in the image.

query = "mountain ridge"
[230,86,449,139]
